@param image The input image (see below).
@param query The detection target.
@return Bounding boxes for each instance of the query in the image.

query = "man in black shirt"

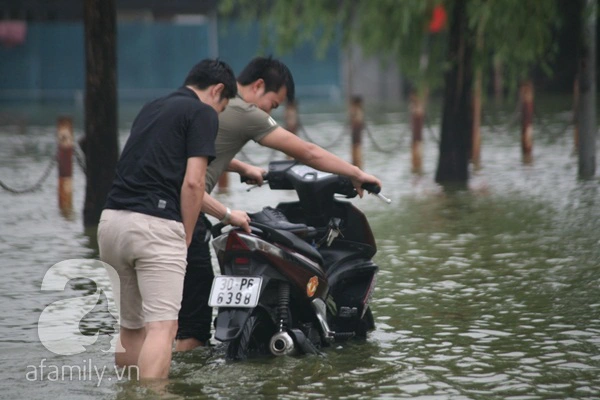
[97,59,239,379]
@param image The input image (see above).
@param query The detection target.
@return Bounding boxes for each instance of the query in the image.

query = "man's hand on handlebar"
[351,171,383,198]
[239,165,267,186]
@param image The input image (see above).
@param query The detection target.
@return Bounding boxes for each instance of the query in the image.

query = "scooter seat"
[250,222,324,265]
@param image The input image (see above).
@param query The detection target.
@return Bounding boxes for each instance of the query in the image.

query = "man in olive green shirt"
[175,56,382,351]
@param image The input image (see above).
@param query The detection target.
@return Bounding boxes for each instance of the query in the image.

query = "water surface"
[0,101,599,399]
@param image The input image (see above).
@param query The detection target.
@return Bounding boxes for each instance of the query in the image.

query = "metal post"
[57,116,73,215]
[349,95,364,169]
[520,80,534,164]
[410,91,424,173]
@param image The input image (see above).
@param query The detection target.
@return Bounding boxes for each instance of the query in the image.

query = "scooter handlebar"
[240,168,391,203]
[361,183,381,194]
[240,173,270,192]
[361,182,391,204]
[240,173,269,184]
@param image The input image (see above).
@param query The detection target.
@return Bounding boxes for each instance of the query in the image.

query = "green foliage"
[352,0,446,91]
[219,0,350,58]
[467,0,561,93]
[220,0,561,95]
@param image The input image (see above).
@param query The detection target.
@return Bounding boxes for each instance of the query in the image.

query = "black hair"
[237,56,295,102]
[184,59,237,99]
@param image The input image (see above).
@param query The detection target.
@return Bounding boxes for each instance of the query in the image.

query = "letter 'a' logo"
[38,259,122,355]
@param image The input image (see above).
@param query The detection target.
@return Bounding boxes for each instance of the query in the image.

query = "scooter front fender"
[214,308,253,342]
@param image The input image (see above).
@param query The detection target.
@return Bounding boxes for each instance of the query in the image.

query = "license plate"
[208,276,263,308]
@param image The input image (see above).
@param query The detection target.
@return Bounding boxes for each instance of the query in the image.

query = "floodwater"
[0,99,599,399]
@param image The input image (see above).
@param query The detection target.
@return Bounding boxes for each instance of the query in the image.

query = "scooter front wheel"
[225,309,276,360]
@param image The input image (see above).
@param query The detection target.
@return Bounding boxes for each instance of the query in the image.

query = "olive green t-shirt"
[204,95,279,193]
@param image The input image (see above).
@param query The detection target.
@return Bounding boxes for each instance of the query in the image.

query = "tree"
[82,0,119,227]
[220,0,561,186]
[435,0,472,187]
[577,0,597,179]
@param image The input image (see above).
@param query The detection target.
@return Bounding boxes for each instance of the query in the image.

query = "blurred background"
[0,0,404,105]
[0,0,588,105]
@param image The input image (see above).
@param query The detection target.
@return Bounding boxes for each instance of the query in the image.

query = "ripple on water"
[448,372,510,384]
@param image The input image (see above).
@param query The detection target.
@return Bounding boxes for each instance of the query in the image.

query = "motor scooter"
[209,160,390,359]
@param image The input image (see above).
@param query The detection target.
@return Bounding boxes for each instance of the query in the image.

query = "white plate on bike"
[208,276,263,308]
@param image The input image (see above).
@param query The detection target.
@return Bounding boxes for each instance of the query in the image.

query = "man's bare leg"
[116,326,146,368]
[137,320,178,379]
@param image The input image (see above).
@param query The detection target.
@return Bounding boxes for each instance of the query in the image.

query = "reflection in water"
[0,106,599,399]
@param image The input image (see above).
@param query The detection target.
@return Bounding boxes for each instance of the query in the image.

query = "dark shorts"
[176,214,214,343]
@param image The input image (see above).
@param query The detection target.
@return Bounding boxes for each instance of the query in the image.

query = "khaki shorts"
[97,209,187,329]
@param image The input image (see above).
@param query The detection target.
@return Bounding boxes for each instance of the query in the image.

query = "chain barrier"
[0,154,57,194]
[364,123,406,153]
[484,113,516,135]
[482,104,575,139]
[1,133,88,195]
[297,122,348,150]
[483,103,521,135]
[425,117,440,144]
[533,108,574,139]
[295,116,434,155]
[74,140,87,174]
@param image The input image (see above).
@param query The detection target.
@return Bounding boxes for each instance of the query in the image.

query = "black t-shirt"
[104,87,218,222]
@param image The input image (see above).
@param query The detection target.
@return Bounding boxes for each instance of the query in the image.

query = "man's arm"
[227,159,267,186]
[259,126,382,197]
[201,192,251,232]
[181,156,208,246]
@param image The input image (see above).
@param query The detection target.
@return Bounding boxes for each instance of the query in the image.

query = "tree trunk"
[435,0,473,188]
[577,0,596,179]
[83,0,119,227]
[573,76,579,152]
